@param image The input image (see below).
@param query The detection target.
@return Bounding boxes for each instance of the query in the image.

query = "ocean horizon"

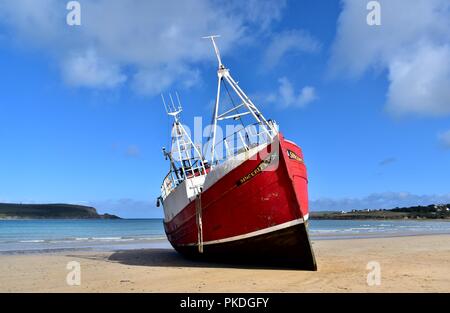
[1,218,449,254]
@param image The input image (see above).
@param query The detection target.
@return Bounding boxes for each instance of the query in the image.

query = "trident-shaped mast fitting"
[161,92,183,122]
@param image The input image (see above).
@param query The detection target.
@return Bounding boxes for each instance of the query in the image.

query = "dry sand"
[0,234,449,292]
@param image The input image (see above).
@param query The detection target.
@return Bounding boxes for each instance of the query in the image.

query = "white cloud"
[267,77,317,108]
[0,0,285,95]
[231,0,287,31]
[330,0,450,116]
[311,192,450,212]
[62,50,126,88]
[132,65,200,96]
[438,130,450,149]
[297,86,317,107]
[263,29,321,69]
[386,44,450,116]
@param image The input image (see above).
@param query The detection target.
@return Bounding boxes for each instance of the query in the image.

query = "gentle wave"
[19,240,45,243]
[75,237,89,241]
[5,236,168,245]
[91,237,123,241]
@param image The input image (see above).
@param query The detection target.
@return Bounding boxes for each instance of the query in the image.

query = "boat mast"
[203,35,277,167]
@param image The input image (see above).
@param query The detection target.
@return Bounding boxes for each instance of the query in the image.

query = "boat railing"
[213,121,278,162]
[161,172,175,199]
[160,160,209,199]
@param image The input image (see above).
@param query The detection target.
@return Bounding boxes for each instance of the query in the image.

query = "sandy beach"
[0,234,449,292]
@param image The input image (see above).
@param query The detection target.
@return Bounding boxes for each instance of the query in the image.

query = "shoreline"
[2,230,450,256]
[0,238,171,256]
[311,230,450,240]
[0,234,449,292]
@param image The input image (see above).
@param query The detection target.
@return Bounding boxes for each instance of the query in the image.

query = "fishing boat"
[157,36,317,270]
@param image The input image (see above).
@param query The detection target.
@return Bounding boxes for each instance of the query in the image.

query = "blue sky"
[0,0,449,218]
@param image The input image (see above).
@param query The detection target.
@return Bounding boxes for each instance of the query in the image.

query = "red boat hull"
[163,133,317,270]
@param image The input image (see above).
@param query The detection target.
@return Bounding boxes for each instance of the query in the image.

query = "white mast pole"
[203,35,224,167]
[210,76,222,166]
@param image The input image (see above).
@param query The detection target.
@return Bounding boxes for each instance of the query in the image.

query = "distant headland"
[0,203,121,220]
[311,204,450,220]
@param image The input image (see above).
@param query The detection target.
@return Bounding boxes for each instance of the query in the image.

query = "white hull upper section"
[162,175,205,221]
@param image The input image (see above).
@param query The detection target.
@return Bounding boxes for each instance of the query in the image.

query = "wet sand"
[0,234,449,292]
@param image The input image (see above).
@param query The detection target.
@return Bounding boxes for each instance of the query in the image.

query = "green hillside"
[0,203,120,219]
[311,204,450,220]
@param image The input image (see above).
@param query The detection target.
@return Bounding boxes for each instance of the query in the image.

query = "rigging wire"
[223,80,251,145]
[203,77,256,161]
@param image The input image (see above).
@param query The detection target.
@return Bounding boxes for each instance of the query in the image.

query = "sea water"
[0,219,449,254]
[0,219,166,254]
[309,219,450,240]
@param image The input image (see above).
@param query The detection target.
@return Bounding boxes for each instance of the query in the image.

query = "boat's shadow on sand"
[107,248,307,271]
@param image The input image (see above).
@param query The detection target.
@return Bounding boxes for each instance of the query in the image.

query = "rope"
[196,194,204,254]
